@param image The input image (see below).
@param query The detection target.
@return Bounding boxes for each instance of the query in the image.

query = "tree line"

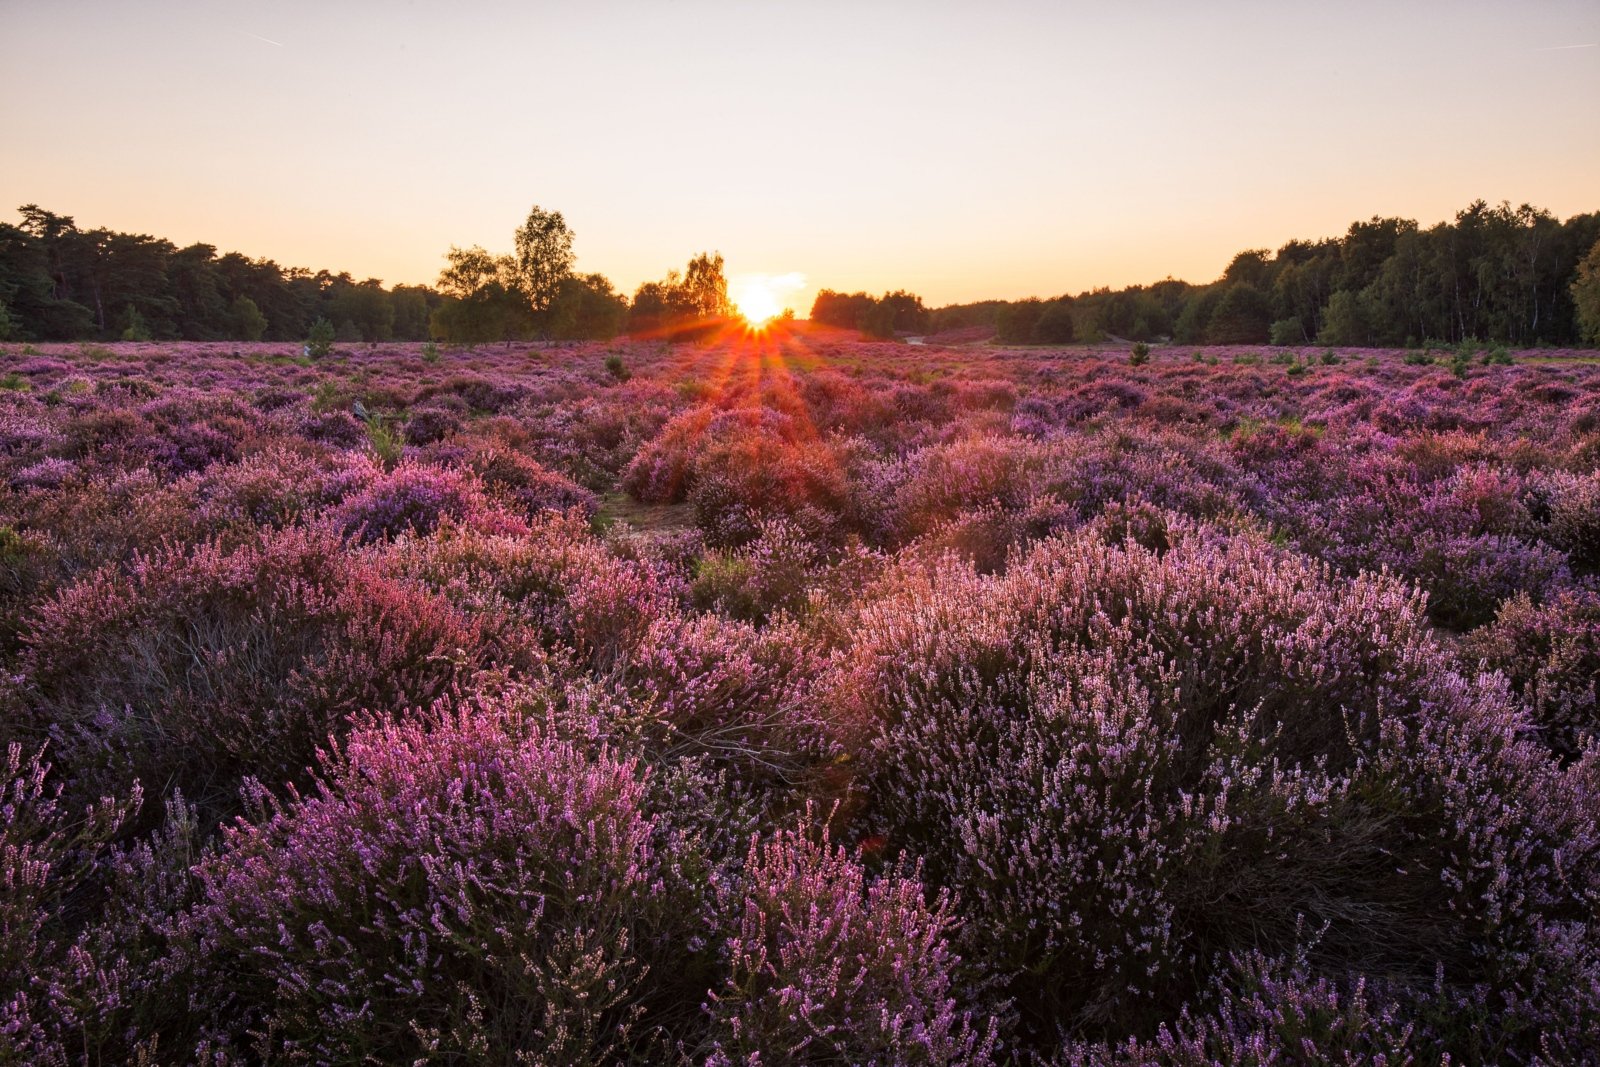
[0,206,444,344]
[923,200,1600,347]
[7,198,1599,346]
[0,204,735,345]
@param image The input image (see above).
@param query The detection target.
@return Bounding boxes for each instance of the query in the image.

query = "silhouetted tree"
[512,205,575,316]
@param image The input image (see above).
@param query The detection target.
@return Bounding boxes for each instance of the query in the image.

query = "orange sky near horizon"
[4,1,1597,317]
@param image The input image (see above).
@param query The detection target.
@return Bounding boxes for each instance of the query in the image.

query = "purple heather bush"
[1,338,1599,1061]
[832,517,1600,1056]
[1466,589,1600,760]
[329,459,526,542]
[703,822,998,1066]
[459,439,601,519]
[17,523,531,818]
[182,695,707,1064]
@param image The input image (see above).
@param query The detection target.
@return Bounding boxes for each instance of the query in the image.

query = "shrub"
[464,443,600,519]
[1466,589,1600,759]
[1534,470,1600,573]
[184,696,712,1063]
[17,524,516,817]
[703,822,997,1066]
[0,743,148,1064]
[383,515,670,672]
[691,518,818,623]
[402,405,463,445]
[306,316,335,358]
[833,518,1600,1054]
[622,612,832,789]
[1129,342,1150,366]
[1268,317,1304,346]
[330,461,524,542]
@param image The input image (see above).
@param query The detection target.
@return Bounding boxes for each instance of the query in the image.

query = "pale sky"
[4,1,1597,314]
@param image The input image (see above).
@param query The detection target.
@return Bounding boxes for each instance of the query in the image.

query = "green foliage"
[1571,237,1600,344]
[512,204,575,313]
[1402,351,1434,365]
[605,354,630,382]
[118,305,152,342]
[1318,289,1371,346]
[362,413,404,467]
[231,296,267,341]
[548,274,628,340]
[421,340,441,364]
[306,317,335,358]
[1033,299,1076,343]
[1483,344,1514,366]
[1269,317,1304,345]
[813,289,928,338]
[861,299,899,339]
[995,299,1043,343]
[1129,342,1150,366]
[630,253,732,339]
[1206,283,1272,344]
[0,372,30,391]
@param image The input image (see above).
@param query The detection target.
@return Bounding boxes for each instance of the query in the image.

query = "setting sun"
[731,271,805,327]
[732,279,781,326]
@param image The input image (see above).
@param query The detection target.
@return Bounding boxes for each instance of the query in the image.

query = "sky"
[4,0,1598,315]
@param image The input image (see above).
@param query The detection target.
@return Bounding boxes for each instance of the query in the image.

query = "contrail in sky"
[1533,42,1597,50]
[242,31,283,47]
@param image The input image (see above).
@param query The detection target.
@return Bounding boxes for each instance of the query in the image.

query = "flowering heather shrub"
[690,433,856,548]
[10,468,199,579]
[184,698,711,1063]
[296,407,366,447]
[330,460,525,542]
[139,419,242,476]
[0,524,57,653]
[1060,943,1426,1066]
[0,743,149,1065]
[7,339,1600,1058]
[624,613,834,789]
[692,518,821,622]
[834,519,1600,1054]
[8,457,78,492]
[622,406,800,506]
[400,403,464,444]
[703,823,997,1066]
[521,383,680,489]
[886,436,1042,542]
[383,516,670,672]
[186,445,360,531]
[462,441,600,519]
[1266,449,1570,629]
[1467,590,1600,759]
[1533,469,1600,574]
[17,524,515,816]
[420,371,528,413]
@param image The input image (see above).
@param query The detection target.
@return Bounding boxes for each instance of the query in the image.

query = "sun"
[733,278,783,327]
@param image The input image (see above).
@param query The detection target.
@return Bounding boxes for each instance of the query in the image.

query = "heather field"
[5,330,1600,1064]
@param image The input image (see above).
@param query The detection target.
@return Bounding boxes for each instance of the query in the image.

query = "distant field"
[3,331,1600,1062]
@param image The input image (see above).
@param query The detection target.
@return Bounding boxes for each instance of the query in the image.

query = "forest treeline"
[921,200,1600,347]
[0,205,730,345]
[5,199,1600,346]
